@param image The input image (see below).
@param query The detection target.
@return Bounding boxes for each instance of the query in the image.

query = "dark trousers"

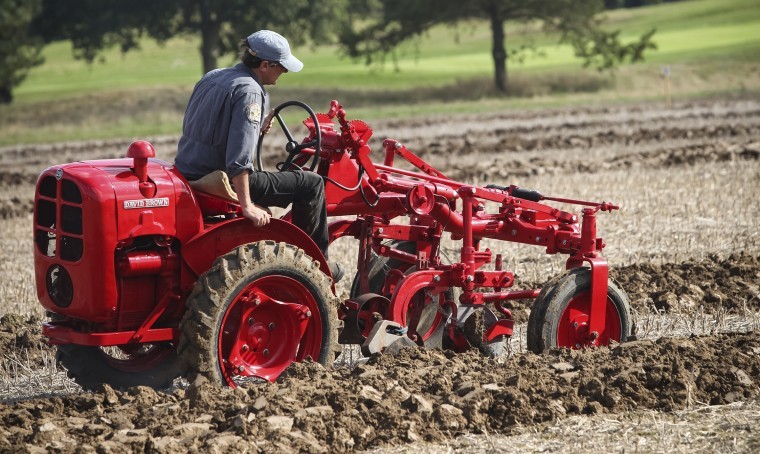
[249,170,329,259]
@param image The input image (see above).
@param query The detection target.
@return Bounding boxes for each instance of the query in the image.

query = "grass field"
[1,0,759,145]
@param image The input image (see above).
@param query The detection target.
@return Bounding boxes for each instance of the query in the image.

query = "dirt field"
[1,97,759,452]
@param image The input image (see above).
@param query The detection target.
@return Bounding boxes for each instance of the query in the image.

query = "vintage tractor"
[33,100,632,389]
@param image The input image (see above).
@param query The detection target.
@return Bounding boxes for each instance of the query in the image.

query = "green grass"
[3,0,760,145]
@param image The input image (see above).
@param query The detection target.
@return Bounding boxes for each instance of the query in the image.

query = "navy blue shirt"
[175,63,269,181]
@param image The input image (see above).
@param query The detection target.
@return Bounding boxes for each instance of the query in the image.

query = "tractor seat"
[193,191,242,217]
[188,171,241,217]
[188,171,270,218]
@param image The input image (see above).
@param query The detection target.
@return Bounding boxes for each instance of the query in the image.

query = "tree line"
[0,0,660,104]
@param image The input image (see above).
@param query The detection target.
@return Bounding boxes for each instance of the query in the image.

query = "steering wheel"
[255,100,322,173]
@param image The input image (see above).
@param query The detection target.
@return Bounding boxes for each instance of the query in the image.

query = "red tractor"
[33,100,632,389]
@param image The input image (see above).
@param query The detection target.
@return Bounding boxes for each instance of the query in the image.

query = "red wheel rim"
[218,275,322,386]
[557,290,622,348]
[99,343,174,373]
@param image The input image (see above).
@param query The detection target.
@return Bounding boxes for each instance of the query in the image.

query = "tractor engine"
[33,141,200,338]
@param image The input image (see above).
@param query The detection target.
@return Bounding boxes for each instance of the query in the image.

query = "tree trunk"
[0,86,12,105]
[198,0,221,73]
[489,6,507,93]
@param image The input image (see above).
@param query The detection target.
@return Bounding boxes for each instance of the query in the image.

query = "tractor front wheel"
[56,341,185,390]
[179,241,338,386]
[527,268,633,353]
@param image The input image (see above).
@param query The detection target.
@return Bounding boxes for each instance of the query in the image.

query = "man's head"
[241,30,303,85]
[246,30,303,72]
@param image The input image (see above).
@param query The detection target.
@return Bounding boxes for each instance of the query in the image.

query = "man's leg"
[248,170,329,258]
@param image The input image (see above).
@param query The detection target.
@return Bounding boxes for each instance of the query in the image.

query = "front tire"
[56,342,184,391]
[179,241,337,386]
[527,268,632,353]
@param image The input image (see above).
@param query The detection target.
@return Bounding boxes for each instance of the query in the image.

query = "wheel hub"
[557,291,621,348]
[224,289,311,382]
[565,315,590,348]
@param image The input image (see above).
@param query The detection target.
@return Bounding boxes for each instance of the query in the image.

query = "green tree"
[0,0,44,104]
[341,0,656,93]
[33,0,346,74]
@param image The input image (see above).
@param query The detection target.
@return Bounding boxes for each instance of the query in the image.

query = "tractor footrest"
[42,322,176,346]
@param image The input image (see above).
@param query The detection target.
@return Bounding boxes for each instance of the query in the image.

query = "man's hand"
[261,109,275,135]
[231,171,270,227]
[241,204,271,227]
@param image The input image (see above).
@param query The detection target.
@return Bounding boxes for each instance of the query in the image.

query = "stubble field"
[0,97,759,452]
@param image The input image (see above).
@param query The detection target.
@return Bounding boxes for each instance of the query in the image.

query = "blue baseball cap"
[246,30,303,73]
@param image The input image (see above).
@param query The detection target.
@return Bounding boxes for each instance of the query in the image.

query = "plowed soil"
[1,316,758,453]
[1,98,759,452]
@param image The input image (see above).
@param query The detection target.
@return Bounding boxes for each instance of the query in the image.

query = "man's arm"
[231,171,271,227]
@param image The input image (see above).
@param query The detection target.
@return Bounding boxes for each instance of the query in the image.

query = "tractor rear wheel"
[179,241,338,386]
[527,268,633,353]
[56,341,185,391]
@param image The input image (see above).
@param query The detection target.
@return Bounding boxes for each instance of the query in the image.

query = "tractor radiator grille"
[119,310,152,328]
[35,175,84,262]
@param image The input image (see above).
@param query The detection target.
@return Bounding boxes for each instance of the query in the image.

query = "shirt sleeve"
[225,90,262,178]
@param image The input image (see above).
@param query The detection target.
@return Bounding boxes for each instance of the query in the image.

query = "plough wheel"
[527,268,632,353]
[350,241,454,345]
[179,241,338,386]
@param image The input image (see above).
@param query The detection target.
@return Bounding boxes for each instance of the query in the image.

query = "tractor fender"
[181,217,330,289]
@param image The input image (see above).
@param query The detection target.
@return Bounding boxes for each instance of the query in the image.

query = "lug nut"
[262,349,270,357]
[242,344,249,352]
[465,275,474,283]
[238,365,245,373]
[269,322,276,330]
[572,322,578,328]
[305,310,312,317]
[433,275,441,283]
[247,317,255,325]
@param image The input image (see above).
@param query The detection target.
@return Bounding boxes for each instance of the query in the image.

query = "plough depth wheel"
[179,241,338,386]
[527,268,633,353]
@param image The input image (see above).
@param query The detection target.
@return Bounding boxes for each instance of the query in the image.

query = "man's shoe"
[328,262,345,283]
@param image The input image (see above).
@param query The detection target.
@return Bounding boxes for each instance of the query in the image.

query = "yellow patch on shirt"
[245,103,262,124]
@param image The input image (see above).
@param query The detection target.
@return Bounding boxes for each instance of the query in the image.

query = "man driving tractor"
[174,29,343,282]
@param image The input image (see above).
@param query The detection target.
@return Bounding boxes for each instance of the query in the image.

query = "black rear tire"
[179,241,338,386]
